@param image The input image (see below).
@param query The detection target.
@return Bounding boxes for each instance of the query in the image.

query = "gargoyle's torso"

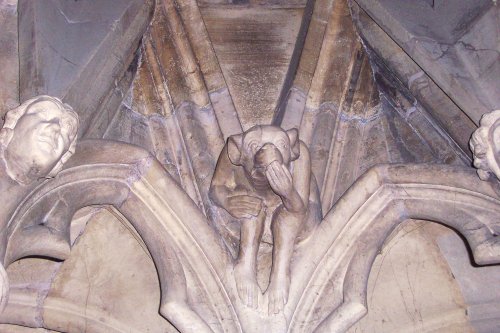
[232,161,318,244]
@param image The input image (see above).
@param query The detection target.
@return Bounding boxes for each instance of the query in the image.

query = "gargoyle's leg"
[268,207,302,314]
[234,208,265,308]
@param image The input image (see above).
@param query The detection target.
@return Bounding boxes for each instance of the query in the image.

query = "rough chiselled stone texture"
[353,0,500,123]
[46,209,178,333]
[439,231,500,333]
[350,2,477,157]
[18,0,154,136]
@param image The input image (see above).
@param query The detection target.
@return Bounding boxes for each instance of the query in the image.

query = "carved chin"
[26,165,43,179]
[26,159,58,181]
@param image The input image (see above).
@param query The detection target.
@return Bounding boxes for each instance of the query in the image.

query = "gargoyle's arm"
[280,187,306,214]
[271,141,311,214]
[209,145,236,209]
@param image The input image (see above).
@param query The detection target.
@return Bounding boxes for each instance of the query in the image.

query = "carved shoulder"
[210,144,239,207]
[211,145,235,186]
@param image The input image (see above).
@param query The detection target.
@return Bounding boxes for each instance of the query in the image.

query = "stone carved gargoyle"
[0,95,78,313]
[470,109,500,181]
[210,125,321,313]
[4,128,500,332]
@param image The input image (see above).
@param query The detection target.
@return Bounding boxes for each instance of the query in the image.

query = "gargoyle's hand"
[0,263,9,314]
[266,161,294,199]
[226,195,263,219]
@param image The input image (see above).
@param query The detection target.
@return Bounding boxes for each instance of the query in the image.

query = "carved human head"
[227,125,300,176]
[0,95,79,185]
[470,110,500,181]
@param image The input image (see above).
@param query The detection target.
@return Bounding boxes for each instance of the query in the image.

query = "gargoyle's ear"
[227,133,244,165]
[287,128,300,160]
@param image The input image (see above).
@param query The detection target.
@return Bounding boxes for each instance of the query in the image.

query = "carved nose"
[254,143,283,168]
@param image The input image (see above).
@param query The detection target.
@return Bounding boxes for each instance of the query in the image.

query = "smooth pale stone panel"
[45,209,178,333]
[347,222,474,333]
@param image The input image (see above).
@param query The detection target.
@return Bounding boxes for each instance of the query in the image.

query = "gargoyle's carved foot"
[267,274,290,315]
[234,262,260,309]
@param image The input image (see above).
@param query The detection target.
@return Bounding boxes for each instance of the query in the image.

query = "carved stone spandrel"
[4,140,236,333]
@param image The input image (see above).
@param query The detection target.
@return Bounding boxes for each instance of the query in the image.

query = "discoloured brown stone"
[201,6,304,129]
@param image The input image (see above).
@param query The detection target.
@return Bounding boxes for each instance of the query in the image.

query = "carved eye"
[249,141,259,153]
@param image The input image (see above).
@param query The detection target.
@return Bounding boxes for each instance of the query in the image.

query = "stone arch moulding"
[3,140,238,333]
[2,140,500,333]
